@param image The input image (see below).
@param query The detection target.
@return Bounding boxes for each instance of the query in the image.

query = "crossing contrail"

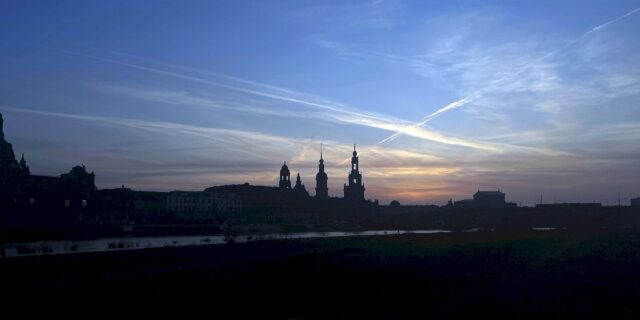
[378,6,640,145]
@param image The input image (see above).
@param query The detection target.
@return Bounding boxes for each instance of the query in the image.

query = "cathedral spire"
[315,143,328,198]
[19,153,29,175]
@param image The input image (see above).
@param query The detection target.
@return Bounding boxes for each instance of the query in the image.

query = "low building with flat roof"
[167,191,241,222]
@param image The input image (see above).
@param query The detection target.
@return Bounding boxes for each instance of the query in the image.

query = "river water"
[1,229,452,258]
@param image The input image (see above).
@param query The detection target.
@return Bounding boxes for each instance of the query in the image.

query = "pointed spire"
[19,153,29,175]
[320,143,323,160]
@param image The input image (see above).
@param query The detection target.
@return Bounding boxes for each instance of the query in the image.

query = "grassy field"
[2,229,640,318]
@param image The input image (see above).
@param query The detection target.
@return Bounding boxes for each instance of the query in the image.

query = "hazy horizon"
[1,0,640,205]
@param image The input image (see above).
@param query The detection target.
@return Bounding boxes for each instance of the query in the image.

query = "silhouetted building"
[28,165,96,209]
[0,113,29,200]
[96,186,136,213]
[536,203,602,209]
[0,112,98,216]
[18,154,29,175]
[630,198,639,206]
[315,145,328,198]
[453,199,475,207]
[344,144,365,201]
[167,191,241,221]
[454,190,516,208]
[61,165,96,198]
[132,191,168,214]
[293,172,309,197]
[474,190,506,206]
[206,183,291,210]
[279,162,291,189]
[0,113,19,174]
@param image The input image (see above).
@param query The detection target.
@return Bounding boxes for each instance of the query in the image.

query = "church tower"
[343,144,365,201]
[315,144,328,198]
[279,162,291,189]
[293,172,309,196]
[19,153,30,175]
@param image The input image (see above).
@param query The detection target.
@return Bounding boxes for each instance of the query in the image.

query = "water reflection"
[2,230,451,258]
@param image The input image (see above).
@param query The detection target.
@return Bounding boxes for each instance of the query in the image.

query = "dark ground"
[2,229,640,319]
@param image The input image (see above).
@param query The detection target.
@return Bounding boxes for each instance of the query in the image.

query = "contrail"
[379,6,640,144]
[379,96,472,144]
[50,49,499,151]
[589,7,640,33]
[564,6,640,48]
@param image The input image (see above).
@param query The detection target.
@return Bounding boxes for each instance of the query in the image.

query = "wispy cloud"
[59,49,499,152]
[316,5,640,147]
[587,7,640,34]
[1,105,465,199]
[379,96,473,144]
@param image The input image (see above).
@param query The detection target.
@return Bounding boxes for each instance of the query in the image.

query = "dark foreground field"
[2,229,640,319]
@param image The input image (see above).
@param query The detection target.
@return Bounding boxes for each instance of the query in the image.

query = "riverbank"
[0,229,451,258]
[2,229,640,318]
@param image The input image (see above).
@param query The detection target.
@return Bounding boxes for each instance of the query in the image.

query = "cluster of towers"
[278,144,365,201]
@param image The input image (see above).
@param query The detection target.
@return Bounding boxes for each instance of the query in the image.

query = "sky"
[1,0,640,205]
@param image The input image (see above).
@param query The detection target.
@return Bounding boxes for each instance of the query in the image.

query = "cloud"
[379,96,473,144]
[587,7,640,34]
[1,105,464,197]
[60,50,499,152]
[315,5,640,150]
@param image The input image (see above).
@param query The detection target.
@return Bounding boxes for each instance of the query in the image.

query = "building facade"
[166,191,242,217]
[1,113,97,213]
[473,190,506,207]
[453,190,516,208]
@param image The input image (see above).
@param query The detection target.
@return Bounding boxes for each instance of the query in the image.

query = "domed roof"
[280,161,290,175]
[316,171,327,179]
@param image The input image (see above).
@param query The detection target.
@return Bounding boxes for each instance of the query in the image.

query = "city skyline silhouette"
[1,2,640,205]
[3,2,640,318]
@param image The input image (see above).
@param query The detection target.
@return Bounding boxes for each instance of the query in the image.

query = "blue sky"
[1,0,640,205]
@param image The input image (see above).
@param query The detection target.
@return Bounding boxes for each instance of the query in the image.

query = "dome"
[280,162,290,175]
[316,171,327,180]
